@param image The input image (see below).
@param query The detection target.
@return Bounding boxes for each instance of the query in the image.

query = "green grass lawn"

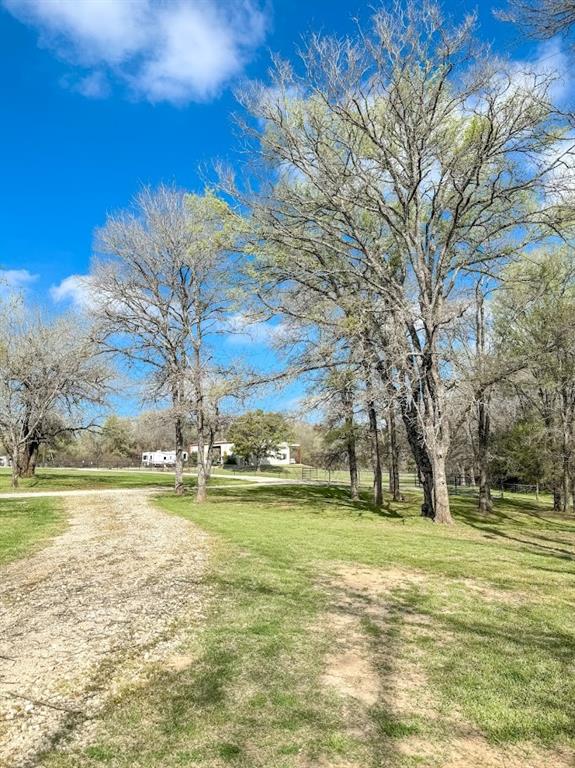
[0,467,241,492]
[214,463,418,487]
[0,496,65,566]
[41,485,575,768]
[213,463,327,480]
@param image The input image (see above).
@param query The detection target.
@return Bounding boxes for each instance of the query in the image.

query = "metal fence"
[411,474,545,498]
[445,478,544,498]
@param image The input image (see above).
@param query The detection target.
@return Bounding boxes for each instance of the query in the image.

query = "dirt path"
[319,564,574,768]
[0,475,302,502]
[0,491,209,768]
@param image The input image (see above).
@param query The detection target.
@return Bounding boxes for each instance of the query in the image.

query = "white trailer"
[141,450,188,468]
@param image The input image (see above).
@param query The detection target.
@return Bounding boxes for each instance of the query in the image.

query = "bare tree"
[92,185,238,500]
[0,297,110,488]
[234,0,573,522]
[497,0,575,38]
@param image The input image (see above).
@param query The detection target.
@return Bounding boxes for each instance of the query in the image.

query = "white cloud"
[505,38,572,106]
[72,70,110,99]
[3,0,268,104]
[50,274,94,309]
[533,38,571,105]
[0,268,38,288]
[540,129,575,204]
[226,313,286,346]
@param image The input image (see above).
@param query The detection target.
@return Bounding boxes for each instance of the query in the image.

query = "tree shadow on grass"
[434,610,575,743]
[211,483,406,519]
[496,495,575,528]
[452,497,575,564]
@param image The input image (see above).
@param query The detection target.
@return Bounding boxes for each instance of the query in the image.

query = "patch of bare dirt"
[0,491,209,768]
[318,563,574,768]
[398,734,575,768]
[321,612,379,707]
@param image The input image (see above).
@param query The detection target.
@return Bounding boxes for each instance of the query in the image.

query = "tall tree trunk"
[361,360,383,506]
[205,398,221,480]
[429,448,452,524]
[421,343,453,524]
[398,371,453,523]
[418,464,435,519]
[542,396,561,512]
[377,346,451,521]
[174,412,185,495]
[561,422,570,514]
[21,437,39,478]
[553,486,562,512]
[192,335,208,503]
[347,436,360,501]
[477,395,492,514]
[366,400,383,507]
[17,414,34,478]
[204,422,217,480]
[342,387,359,501]
[11,447,19,489]
[475,287,492,514]
[196,428,208,502]
[399,397,434,518]
[561,402,573,513]
[387,402,401,502]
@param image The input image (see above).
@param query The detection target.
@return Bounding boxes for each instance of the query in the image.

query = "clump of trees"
[0,297,111,488]
[493,249,575,511]
[228,410,293,469]
[228,0,573,522]
[436,245,575,514]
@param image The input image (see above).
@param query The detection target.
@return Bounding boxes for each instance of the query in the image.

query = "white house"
[189,441,300,467]
[0,456,11,467]
[141,450,188,468]
[189,441,235,465]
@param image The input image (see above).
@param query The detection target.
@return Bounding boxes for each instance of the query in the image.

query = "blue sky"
[0,0,566,416]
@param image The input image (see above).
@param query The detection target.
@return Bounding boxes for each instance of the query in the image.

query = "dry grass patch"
[324,562,575,768]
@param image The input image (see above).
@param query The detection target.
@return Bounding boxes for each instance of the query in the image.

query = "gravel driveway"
[0,491,209,767]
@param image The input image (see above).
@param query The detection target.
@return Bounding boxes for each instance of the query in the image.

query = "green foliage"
[101,416,135,458]
[494,248,575,494]
[228,410,293,467]
[491,415,548,484]
[184,191,238,260]
[495,247,575,382]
